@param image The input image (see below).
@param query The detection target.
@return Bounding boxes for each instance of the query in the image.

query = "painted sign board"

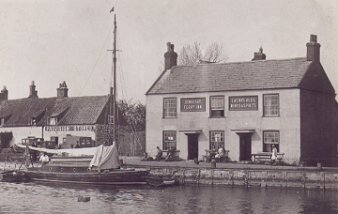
[181,98,206,112]
[229,96,258,111]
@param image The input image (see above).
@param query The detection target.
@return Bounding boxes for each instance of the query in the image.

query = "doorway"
[187,134,199,160]
[239,134,252,161]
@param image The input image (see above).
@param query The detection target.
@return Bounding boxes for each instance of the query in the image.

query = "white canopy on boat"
[89,142,120,170]
[16,144,97,156]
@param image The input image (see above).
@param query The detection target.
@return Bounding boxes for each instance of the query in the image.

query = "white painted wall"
[43,128,96,146]
[0,125,96,147]
[0,126,43,146]
[146,89,301,164]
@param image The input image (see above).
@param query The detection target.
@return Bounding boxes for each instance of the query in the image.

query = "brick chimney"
[164,42,178,70]
[29,81,38,98]
[306,34,320,62]
[57,81,68,98]
[0,86,8,101]
[252,46,266,61]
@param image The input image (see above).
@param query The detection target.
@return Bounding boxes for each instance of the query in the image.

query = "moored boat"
[25,165,149,185]
[23,143,150,185]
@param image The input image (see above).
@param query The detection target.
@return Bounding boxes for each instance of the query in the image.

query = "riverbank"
[123,157,338,190]
[2,157,338,190]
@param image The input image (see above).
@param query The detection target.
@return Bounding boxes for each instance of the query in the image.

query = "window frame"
[162,130,177,150]
[163,97,177,119]
[263,94,280,117]
[263,130,280,152]
[209,95,225,118]
[209,130,225,150]
[48,117,58,126]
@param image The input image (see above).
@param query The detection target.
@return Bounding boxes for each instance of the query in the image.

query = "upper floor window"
[163,130,176,150]
[48,117,57,125]
[30,118,37,126]
[263,130,279,152]
[163,97,177,118]
[210,130,224,150]
[263,94,279,117]
[210,96,224,117]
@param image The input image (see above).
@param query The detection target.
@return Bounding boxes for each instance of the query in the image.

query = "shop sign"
[181,98,206,112]
[229,96,258,111]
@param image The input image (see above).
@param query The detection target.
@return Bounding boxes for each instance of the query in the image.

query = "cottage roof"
[0,95,109,127]
[146,58,333,95]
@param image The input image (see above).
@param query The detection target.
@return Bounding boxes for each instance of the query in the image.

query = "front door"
[239,134,252,161]
[187,134,199,160]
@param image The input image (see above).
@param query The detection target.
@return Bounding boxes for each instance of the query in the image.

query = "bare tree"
[178,42,226,66]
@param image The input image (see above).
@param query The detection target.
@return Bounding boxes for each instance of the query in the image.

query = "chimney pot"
[306,34,320,62]
[57,81,68,98]
[252,46,266,61]
[310,34,317,43]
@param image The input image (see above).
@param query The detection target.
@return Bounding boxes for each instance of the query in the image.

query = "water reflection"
[0,182,337,214]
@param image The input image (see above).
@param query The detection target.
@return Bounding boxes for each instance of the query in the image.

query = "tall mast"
[112,13,117,144]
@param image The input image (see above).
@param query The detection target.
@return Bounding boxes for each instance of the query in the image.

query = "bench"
[251,152,285,164]
[162,150,180,161]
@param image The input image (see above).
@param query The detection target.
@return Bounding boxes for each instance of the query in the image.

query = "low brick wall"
[149,167,338,190]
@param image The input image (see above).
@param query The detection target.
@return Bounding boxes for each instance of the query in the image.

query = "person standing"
[271,145,278,165]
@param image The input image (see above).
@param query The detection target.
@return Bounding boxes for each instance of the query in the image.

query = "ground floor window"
[263,130,279,152]
[210,130,224,150]
[163,130,176,150]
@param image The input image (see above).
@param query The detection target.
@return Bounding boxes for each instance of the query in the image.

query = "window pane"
[263,131,280,152]
[210,131,224,149]
[163,98,177,118]
[211,96,224,109]
[263,94,279,116]
[210,96,224,117]
[163,131,176,150]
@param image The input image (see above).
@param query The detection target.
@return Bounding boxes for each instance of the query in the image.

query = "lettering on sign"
[181,98,206,112]
[229,96,258,111]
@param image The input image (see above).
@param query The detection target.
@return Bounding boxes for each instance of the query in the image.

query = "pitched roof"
[146,58,314,95]
[54,96,109,125]
[0,95,109,127]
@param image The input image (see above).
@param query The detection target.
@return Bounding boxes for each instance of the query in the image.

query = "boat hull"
[25,165,150,185]
[0,170,29,183]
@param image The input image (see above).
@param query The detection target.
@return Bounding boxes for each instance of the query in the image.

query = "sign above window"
[181,98,206,112]
[229,96,258,111]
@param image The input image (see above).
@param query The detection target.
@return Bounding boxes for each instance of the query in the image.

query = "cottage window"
[263,130,279,152]
[48,117,57,125]
[210,131,224,150]
[163,130,176,150]
[263,94,279,117]
[30,118,37,126]
[163,97,177,118]
[210,96,224,117]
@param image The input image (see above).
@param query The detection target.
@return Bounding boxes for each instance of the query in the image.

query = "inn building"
[146,35,338,166]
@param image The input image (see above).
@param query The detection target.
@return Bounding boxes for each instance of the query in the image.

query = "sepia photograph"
[0,0,338,213]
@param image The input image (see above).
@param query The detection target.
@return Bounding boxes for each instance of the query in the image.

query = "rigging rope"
[79,25,113,96]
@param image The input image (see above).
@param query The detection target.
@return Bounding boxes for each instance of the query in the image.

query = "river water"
[0,182,337,214]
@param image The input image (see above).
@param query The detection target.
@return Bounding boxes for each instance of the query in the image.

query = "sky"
[0,0,338,103]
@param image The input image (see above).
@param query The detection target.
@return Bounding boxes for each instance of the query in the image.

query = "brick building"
[146,35,338,166]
